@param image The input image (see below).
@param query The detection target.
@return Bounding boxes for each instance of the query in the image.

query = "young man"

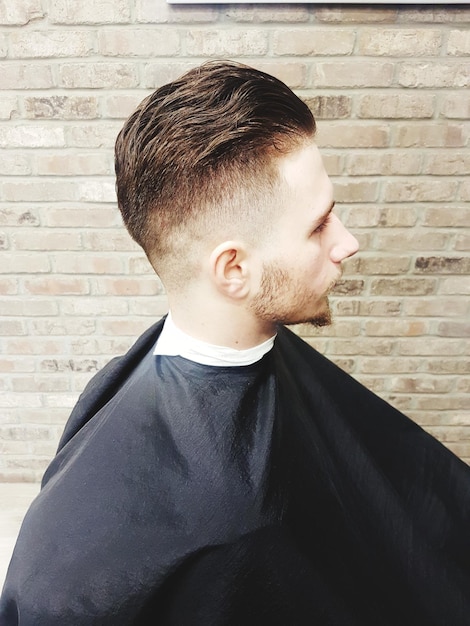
[2,62,469,625]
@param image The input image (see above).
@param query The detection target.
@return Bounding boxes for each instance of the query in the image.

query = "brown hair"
[115,61,315,285]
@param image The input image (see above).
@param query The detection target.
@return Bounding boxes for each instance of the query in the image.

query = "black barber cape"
[1,319,470,625]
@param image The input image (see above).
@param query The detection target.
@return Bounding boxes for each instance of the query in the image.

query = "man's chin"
[284,298,333,328]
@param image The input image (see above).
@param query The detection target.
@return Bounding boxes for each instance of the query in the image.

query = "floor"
[0,483,40,587]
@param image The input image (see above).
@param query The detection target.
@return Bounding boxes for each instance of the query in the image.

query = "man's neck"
[167,296,277,350]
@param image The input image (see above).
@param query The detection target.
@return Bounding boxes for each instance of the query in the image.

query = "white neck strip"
[153,313,276,367]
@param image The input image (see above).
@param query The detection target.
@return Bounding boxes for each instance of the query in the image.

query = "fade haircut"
[115,61,316,287]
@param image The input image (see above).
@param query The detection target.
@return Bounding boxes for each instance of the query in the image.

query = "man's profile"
[1,61,469,625]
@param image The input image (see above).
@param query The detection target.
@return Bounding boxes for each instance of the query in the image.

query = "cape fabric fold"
[1,320,469,625]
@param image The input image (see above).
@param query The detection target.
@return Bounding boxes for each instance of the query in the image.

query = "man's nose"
[329,215,359,263]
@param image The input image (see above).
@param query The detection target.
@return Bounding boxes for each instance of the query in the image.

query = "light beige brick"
[339,206,378,229]
[186,29,268,56]
[330,279,365,296]
[51,254,123,275]
[0,278,19,294]
[365,320,426,337]
[347,153,423,176]
[99,30,180,57]
[104,94,147,119]
[397,205,437,235]
[226,5,309,23]
[371,278,436,296]
[42,207,121,228]
[311,62,394,88]
[59,63,139,89]
[127,256,155,274]
[316,124,390,148]
[390,377,454,394]
[356,255,411,275]
[0,154,32,176]
[13,231,82,251]
[93,277,163,296]
[393,123,467,148]
[439,278,470,296]
[143,61,198,89]
[321,154,343,176]
[65,123,122,148]
[442,94,470,119]
[0,0,44,25]
[0,299,59,317]
[12,377,71,393]
[375,231,449,251]
[84,231,139,252]
[0,208,40,227]
[404,298,468,317]
[333,181,379,203]
[23,277,90,295]
[136,0,218,23]
[358,94,435,119]
[426,359,470,375]
[0,95,18,119]
[358,28,442,56]
[397,8,470,23]
[98,319,155,337]
[399,62,470,88]
[0,233,9,249]
[130,297,169,317]
[0,253,50,273]
[447,29,470,55]
[273,29,355,56]
[40,359,100,373]
[0,33,7,57]
[424,153,470,176]
[0,126,64,148]
[35,154,111,176]
[9,30,93,58]
[315,7,397,23]
[438,322,470,338]
[458,180,470,202]
[60,298,128,317]
[0,63,54,89]
[0,357,35,373]
[2,180,79,202]
[5,338,69,355]
[0,320,27,336]
[397,338,465,356]
[30,318,96,336]
[305,95,351,119]
[361,358,421,375]
[49,0,130,24]
[383,179,459,203]
[359,300,402,317]
[0,394,42,408]
[252,61,307,89]
[78,180,117,203]
[423,207,470,228]
[24,96,99,120]
[455,234,470,251]
[328,338,395,356]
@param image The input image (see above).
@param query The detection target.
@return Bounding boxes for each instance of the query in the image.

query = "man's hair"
[115,61,316,286]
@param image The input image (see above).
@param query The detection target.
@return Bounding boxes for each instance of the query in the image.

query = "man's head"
[115,61,316,291]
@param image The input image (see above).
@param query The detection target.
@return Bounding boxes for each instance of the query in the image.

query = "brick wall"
[0,0,469,481]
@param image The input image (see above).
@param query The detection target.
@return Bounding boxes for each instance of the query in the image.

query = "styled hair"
[115,61,316,284]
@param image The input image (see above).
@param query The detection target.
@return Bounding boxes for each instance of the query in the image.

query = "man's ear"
[209,241,251,299]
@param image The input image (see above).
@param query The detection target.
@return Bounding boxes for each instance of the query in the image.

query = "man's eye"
[313,214,332,234]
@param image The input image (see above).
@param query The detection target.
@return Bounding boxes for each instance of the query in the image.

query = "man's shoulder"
[55,318,165,454]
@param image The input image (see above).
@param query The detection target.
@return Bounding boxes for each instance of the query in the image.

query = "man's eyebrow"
[311,200,336,230]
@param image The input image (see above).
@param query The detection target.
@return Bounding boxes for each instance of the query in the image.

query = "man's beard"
[250,262,337,328]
